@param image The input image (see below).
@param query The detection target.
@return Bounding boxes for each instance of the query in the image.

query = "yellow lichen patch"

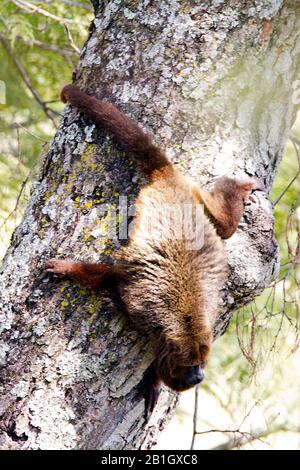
[177,160,186,170]
[82,227,94,242]
[179,3,190,14]
[61,300,70,309]
[86,315,95,325]
[80,143,99,171]
[79,288,89,296]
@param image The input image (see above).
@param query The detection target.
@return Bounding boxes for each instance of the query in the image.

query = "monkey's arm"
[193,177,264,239]
[45,259,125,289]
[46,258,160,414]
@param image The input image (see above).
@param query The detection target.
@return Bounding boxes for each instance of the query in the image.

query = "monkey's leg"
[61,84,170,178]
[196,177,264,239]
[46,258,158,416]
[45,259,124,289]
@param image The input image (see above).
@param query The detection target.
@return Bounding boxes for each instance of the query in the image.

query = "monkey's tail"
[61,84,171,178]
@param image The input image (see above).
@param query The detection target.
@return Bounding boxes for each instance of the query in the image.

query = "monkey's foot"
[241,178,265,192]
[45,259,76,275]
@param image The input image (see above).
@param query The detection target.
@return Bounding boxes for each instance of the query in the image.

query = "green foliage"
[0,0,92,257]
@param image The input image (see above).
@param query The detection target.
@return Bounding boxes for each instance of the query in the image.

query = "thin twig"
[12,122,48,143]
[210,423,299,450]
[0,173,31,230]
[237,401,260,430]
[190,385,199,450]
[12,0,82,56]
[16,35,76,57]
[0,123,44,230]
[12,0,77,25]
[273,136,300,206]
[0,35,61,126]
[64,24,81,55]
[60,0,93,12]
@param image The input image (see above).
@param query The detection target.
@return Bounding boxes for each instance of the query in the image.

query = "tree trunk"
[0,0,300,450]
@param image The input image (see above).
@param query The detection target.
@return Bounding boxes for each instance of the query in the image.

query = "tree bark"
[1,0,300,450]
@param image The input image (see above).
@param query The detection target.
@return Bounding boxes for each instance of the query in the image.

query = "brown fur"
[46,85,263,407]
[61,85,170,178]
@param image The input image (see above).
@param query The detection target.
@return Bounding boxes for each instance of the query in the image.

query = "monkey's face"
[163,363,206,392]
[155,337,211,392]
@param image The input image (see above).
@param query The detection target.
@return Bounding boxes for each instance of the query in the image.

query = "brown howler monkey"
[45,84,263,411]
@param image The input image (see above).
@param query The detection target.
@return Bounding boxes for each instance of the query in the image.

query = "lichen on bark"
[1,0,300,450]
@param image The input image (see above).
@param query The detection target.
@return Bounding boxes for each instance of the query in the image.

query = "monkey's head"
[154,332,212,392]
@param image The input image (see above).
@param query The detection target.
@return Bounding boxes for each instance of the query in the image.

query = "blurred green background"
[0,1,299,450]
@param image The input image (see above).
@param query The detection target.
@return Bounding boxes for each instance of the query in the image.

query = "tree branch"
[0,36,61,126]
[12,0,77,25]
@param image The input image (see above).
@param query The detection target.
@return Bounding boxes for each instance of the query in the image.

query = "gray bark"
[0,0,300,450]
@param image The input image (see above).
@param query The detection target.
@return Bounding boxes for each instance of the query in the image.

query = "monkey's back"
[116,172,228,341]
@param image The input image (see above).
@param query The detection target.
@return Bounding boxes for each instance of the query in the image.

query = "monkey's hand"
[242,179,266,205]
[45,259,76,276]
[235,178,265,206]
[240,178,265,193]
